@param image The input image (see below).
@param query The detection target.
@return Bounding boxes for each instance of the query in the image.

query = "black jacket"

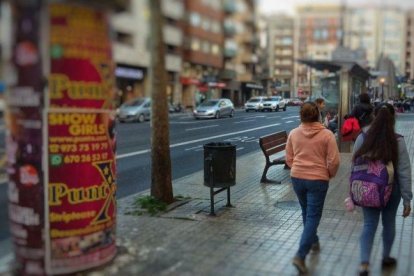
[350,103,373,127]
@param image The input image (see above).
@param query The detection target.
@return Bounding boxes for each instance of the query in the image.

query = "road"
[0,106,301,257]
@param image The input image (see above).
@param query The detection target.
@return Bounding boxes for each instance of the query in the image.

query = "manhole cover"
[274,200,301,210]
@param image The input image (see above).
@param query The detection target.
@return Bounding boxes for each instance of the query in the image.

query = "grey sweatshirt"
[353,127,413,207]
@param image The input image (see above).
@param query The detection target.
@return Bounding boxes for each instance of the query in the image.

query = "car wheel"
[137,114,145,123]
[215,111,220,119]
[283,106,287,111]
[245,110,249,112]
[276,105,279,112]
[229,110,234,117]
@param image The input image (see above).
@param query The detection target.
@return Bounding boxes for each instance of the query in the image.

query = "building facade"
[405,11,414,81]
[180,0,224,108]
[294,5,342,98]
[267,15,294,98]
[344,6,406,74]
[111,0,184,106]
[219,0,262,106]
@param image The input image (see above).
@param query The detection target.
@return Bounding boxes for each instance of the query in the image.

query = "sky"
[258,0,414,15]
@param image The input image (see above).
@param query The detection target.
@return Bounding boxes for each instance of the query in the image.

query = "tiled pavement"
[2,114,413,276]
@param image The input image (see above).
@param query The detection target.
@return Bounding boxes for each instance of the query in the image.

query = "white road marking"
[184,145,203,151]
[285,121,294,123]
[282,116,299,120]
[185,125,219,131]
[234,120,255,124]
[266,116,281,119]
[116,122,282,160]
[236,147,244,151]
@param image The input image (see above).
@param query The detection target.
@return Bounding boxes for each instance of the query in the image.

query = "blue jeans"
[292,177,329,260]
[360,186,401,264]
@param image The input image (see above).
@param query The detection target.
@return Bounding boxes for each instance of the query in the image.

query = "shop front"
[115,65,146,106]
[241,82,264,103]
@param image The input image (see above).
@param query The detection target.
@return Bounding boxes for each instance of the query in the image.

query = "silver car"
[244,96,266,112]
[117,97,151,123]
[262,96,287,112]
[193,99,235,119]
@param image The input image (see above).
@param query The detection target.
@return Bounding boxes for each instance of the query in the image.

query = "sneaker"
[382,257,397,267]
[359,263,370,276]
[310,242,320,253]
[292,256,308,274]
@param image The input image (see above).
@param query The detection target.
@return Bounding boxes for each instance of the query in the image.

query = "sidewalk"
[2,116,413,276]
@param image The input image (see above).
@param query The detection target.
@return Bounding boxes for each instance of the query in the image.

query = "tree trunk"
[149,0,173,204]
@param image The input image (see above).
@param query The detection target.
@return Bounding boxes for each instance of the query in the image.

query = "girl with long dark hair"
[352,103,412,276]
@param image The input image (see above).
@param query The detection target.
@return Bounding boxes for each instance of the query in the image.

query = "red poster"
[47,112,117,273]
[48,3,114,109]
[46,3,117,274]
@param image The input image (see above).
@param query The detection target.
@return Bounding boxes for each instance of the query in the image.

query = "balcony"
[219,69,237,80]
[240,32,253,43]
[224,48,237,58]
[223,0,237,13]
[238,72,253,82]
[166,54,182,72]
[241,52,257,64]
[163,25,183,46]
[162,0,184,20]
[224,24,236,36]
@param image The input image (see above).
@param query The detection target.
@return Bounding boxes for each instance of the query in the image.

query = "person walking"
[352,103,412,276]
[350,93,374,128]
[314,98,326,125]
[286,102,340,274]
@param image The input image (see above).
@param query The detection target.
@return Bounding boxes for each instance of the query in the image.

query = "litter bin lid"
[204,142,235,148]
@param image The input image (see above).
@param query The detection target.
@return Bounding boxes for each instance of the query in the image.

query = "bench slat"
[265,143,286,156]
[261,138,286,150]
[260,132,287,145]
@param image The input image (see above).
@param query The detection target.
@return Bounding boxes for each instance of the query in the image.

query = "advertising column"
[45,3,117,274]
[7,1,117,275]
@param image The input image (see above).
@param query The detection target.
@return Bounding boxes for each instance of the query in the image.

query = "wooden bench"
[259,131,289,183]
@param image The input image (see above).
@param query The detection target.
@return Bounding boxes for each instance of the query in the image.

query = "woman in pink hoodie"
[286,102,340,274]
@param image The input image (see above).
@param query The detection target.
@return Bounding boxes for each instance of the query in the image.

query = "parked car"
[262,96,287,112]
[244,96,266,112]
[287,97,303,106]
[193,98,235,119]
[117,97,151,123]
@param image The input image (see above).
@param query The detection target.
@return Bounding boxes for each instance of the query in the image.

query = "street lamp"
[380,77,386,102]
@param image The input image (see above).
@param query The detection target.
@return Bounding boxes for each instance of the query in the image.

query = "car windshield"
[122,99,145,107]
[200,100,218,107]
[248,99,260,103]
[263,98,273,102]
[271,97,282,101]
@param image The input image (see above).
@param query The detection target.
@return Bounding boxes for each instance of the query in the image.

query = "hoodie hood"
[299,122,326,138]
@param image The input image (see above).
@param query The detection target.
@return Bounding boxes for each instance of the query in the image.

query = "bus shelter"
[298,59,371,152]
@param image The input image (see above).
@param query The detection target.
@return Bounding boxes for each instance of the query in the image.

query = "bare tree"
[148,0,173,203]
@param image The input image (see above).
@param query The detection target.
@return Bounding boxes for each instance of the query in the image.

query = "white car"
[262,96,287,112]
[244,96,266,112]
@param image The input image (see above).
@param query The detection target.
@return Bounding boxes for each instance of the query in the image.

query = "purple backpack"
[350,157,394,208]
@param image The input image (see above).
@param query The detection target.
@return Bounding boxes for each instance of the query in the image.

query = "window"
[211,21,221,33]
[202,18,211,31]
[191,38,201,51]
[282,37,292,45]
[115,31,133,46]
[202,41,210,53]
[190,12,201,27]
[211,44,220,55]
